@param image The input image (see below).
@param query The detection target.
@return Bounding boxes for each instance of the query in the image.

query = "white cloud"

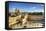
[30,9,44,12]
[9,8,16,13]
[29,7,36,10]
[41,4,44,7]
[29,6,44,12]
[32,7,36,9]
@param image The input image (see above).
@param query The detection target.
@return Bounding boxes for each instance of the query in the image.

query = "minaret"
[15,8,21,16]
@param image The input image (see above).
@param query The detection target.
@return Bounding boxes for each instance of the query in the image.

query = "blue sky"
[9,2,44,13]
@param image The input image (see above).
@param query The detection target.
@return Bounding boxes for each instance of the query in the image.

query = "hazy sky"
[9,2,44,12]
